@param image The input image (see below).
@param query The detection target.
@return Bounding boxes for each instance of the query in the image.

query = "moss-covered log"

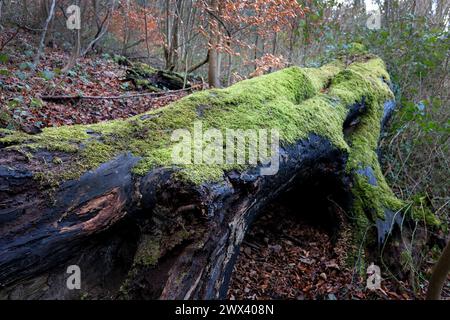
[125,62,190,91]
[0,50,438,299]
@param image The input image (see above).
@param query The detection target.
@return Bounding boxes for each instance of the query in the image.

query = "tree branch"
[40,86,200,103]
[187,52,210,73]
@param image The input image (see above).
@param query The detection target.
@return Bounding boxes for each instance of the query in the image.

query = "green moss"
[335,59,403,246]
[344,43,368,56]
[0,129,30,145]
[131,62,157,76]
[407,195,441,226]
[338,59,439,229]
[132,228,191,267]
[134,79,159,92]
[133,235,161,267]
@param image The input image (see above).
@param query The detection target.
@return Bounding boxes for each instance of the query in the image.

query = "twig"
[187,52,210,73]
[33,0,56,68]
[282,231,304,246]
[242,240,261,250]
[40,86,199,102]
[0,27,22,51]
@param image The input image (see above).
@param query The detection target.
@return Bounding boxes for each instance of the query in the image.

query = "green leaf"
[14,71,28,80]
[38,70,55,81]
[0,69,10,76]
[7,97,23,109]
[19,62,34,70]
[120,82,131,91]
[30,98,44,109]
[67,70,77,77]
[0,54,9,64]
[24,50,34,58]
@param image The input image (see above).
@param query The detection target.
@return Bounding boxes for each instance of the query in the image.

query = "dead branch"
[40,86,200,103]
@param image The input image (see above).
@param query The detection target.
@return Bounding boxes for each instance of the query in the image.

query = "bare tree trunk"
[427,241,450,300]
[62,0,82,73]
[164,0,183,71]
[180,0,193,67]
[170,0,182,70]
[0,0,4,30]
[163,0,171,69]
[143,0,151,61]
[253,34,259,71]
[208,0,220,88]
[92,0,100,29]
[268,33,278,73]
[22,0,29,25]
[226,53,232,86]
[62,26,81,72]
[122,0,131,56]
[33,0,56,68]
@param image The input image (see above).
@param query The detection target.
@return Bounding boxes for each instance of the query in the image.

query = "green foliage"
[0,69,10,76]
[0,53,9,64]
[396,99,450,135]
[30,98,44,109]
[7,96,23,109]
[14,71,27,80]
[38,70,55,81]
[19,62,34,70]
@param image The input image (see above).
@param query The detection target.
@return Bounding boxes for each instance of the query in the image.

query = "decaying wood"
[40,86,198,103]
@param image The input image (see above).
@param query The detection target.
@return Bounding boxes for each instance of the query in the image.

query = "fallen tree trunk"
[124,62,191,91]
[0,51,439,299]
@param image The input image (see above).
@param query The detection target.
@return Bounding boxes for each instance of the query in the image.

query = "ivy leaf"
[19,62,34,70]
[38,70,55,81]
[0,69,10,76]
[0,53,9,64]
[30,98,44,109]
[14,71,28,80]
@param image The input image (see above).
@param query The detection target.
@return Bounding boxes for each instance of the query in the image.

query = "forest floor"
[227,201,450,300]
[0,29,192,133]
